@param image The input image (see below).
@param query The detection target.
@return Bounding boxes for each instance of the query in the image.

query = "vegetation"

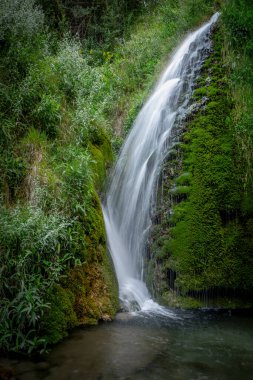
[0,0,216,354]
[148,0,253,307]
[1,0,252,356]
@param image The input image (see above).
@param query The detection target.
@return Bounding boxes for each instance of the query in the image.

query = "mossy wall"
[147,23,253,308]
[41,192,119,345]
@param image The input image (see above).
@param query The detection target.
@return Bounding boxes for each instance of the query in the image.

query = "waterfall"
[103,13,220,313]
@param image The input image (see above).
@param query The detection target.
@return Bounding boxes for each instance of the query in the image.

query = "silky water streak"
[103,13,220,313]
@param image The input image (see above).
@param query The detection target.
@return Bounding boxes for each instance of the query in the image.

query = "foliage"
[222,0,253,55]
[0,0,44,40]
[0,205,76,353]
[222,0,253,193]
[37,0,155,48]
[0,0,216,353]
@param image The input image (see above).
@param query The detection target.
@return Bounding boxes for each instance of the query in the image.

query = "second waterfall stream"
[103,13,220,314]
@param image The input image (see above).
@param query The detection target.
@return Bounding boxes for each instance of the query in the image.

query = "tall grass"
[0,205,78,353]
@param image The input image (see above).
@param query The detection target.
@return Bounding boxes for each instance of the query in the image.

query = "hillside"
[0,0,252,355]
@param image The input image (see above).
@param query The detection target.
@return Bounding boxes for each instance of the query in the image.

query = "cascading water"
[103,13,220,313]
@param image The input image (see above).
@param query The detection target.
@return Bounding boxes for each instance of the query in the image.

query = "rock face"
[146,26,253,308]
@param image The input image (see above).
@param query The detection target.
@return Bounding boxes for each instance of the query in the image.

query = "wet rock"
[0,365,15,380]
[115,312,136,322]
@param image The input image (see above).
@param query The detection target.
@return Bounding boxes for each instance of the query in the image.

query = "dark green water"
[1,310,253,380]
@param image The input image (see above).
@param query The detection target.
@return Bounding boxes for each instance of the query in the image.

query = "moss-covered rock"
[147,24,253,308]
[89,125,113,191]
[41,284,78,345]
[41,180,118,345]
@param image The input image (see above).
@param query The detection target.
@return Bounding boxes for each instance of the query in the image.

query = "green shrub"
[33,94,61,138]
[0,205,78,353]
[222,0,253,53]
[0,0,44,41]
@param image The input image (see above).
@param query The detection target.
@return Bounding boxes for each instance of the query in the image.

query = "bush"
[0,205,78,353]
[222,0,253,53]
[0,0,44,41]
[33,94,61,138]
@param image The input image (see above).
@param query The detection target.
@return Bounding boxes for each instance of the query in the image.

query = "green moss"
[160,291,204,309]
[193,87,207,98]
[71,191,118,323]
[78,191,118,319]
[82,192,106,260]
[40,190,118,341]
[148,24,253,307]
[160,290,253,309]
[168,27,244,293]
[170,185,191,196]
[41,284,78,345]
[175,172,192,186]
[89,144,107,190]
[88,125,113,191]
